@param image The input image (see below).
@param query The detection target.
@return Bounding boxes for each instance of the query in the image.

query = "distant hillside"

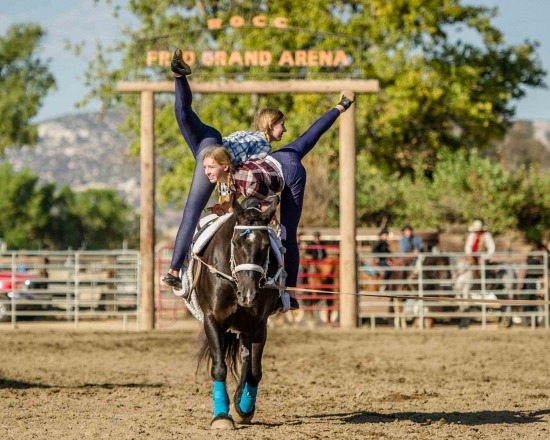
[4,111,141,206]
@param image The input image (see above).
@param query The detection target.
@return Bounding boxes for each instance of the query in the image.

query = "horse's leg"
[230,333,255,424]
[232,324,266,424]
[204,315,234,430]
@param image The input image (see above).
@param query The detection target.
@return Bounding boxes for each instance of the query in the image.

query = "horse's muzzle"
[236,289,258,308]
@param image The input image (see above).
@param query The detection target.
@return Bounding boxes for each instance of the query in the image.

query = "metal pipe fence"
[0,250,140,329]
[358,251,549,330]
[5,248,545,331]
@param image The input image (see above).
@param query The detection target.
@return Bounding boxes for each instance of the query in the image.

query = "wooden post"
[140,91,155,330]
[339,101,357,328]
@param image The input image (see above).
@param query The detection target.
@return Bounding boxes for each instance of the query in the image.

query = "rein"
[193,254,235,283]
[285,286,550,306]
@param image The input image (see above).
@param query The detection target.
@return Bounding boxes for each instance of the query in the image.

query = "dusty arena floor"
[1,323,549,440]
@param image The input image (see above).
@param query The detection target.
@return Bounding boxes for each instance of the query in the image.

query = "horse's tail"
[196,329,240,379]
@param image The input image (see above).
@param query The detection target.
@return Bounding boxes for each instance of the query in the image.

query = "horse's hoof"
[230,403,255,424]
[211,413,235,430]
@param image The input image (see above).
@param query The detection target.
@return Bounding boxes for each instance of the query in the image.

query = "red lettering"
[295,50,307,66]
[308,50,319,66]
[201,51,214,66]
[214,51,227,65]
[278,51,294,66]
[318,50,333,66]
[273,17,288,28]
[228,51,244,66]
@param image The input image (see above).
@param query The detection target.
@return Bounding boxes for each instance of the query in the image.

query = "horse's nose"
[237,289,257,308]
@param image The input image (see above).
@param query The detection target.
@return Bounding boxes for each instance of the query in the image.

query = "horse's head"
[230,196,279,308]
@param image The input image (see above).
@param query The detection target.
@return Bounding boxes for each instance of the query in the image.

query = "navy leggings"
[271,107,341,288]
[169,77,222,271]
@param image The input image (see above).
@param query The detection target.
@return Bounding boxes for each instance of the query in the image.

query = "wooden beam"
[118,79,379,94]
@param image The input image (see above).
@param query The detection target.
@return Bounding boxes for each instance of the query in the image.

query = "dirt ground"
[1,321,549,440]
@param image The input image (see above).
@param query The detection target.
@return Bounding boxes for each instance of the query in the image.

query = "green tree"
[78,0,548,249]
[0,163,49,248]
[356,149,550,245]
[0,164,138,250]
[70,188,139,250]
[0,24,56,155]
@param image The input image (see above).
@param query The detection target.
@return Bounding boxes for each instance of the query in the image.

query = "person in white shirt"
[464,219,495,282]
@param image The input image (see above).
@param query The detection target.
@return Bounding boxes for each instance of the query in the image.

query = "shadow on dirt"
[0,379,163,390]
[302,409,550,426]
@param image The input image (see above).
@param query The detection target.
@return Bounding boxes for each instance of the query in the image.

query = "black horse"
[193,196,281,429]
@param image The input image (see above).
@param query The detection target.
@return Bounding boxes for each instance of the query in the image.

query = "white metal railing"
[358,251,549,330]
[0,250,140,329]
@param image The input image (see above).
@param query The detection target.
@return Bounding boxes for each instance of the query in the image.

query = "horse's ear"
[232,196,244,219]
[262,196,280,222]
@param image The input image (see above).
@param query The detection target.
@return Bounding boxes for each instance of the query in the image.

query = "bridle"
[191,216,285,291]
[230,225,271,287]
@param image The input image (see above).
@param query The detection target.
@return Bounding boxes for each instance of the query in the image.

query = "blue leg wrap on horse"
[212,381,229,416]
[239,383,258,414]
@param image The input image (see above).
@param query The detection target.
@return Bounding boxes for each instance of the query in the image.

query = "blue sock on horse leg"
[239,382,258,414]
[212,381,229,416]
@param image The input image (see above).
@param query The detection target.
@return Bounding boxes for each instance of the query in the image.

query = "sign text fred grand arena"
[146,15,352,68]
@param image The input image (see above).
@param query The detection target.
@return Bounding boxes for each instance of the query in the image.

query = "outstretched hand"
[336,90,356,112]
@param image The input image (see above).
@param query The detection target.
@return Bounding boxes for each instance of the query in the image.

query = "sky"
[1,0,549,122]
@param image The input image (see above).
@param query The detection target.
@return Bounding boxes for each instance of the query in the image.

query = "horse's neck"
[202,217,236,265]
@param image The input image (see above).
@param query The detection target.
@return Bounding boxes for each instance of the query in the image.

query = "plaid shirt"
[232,157,284,201]
[222,131,271,164]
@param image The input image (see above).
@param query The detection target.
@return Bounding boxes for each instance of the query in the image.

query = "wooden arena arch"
[117,79,379,330]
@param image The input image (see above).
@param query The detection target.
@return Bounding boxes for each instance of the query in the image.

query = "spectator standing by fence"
[372,228,393,282]
[465,219,495,283]
[399,224,425,254]
[306,231,327,261]
[465,220,495,264]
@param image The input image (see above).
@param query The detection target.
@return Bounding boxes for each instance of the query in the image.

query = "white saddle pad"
[192,212,232,254]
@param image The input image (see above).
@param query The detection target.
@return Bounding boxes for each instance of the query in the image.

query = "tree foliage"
[356,149,550,245]
[82,1,547,243]
[0,24,56,155]
[0,164,138,250]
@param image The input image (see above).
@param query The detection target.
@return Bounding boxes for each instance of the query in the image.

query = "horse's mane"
[236,197,273,226]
